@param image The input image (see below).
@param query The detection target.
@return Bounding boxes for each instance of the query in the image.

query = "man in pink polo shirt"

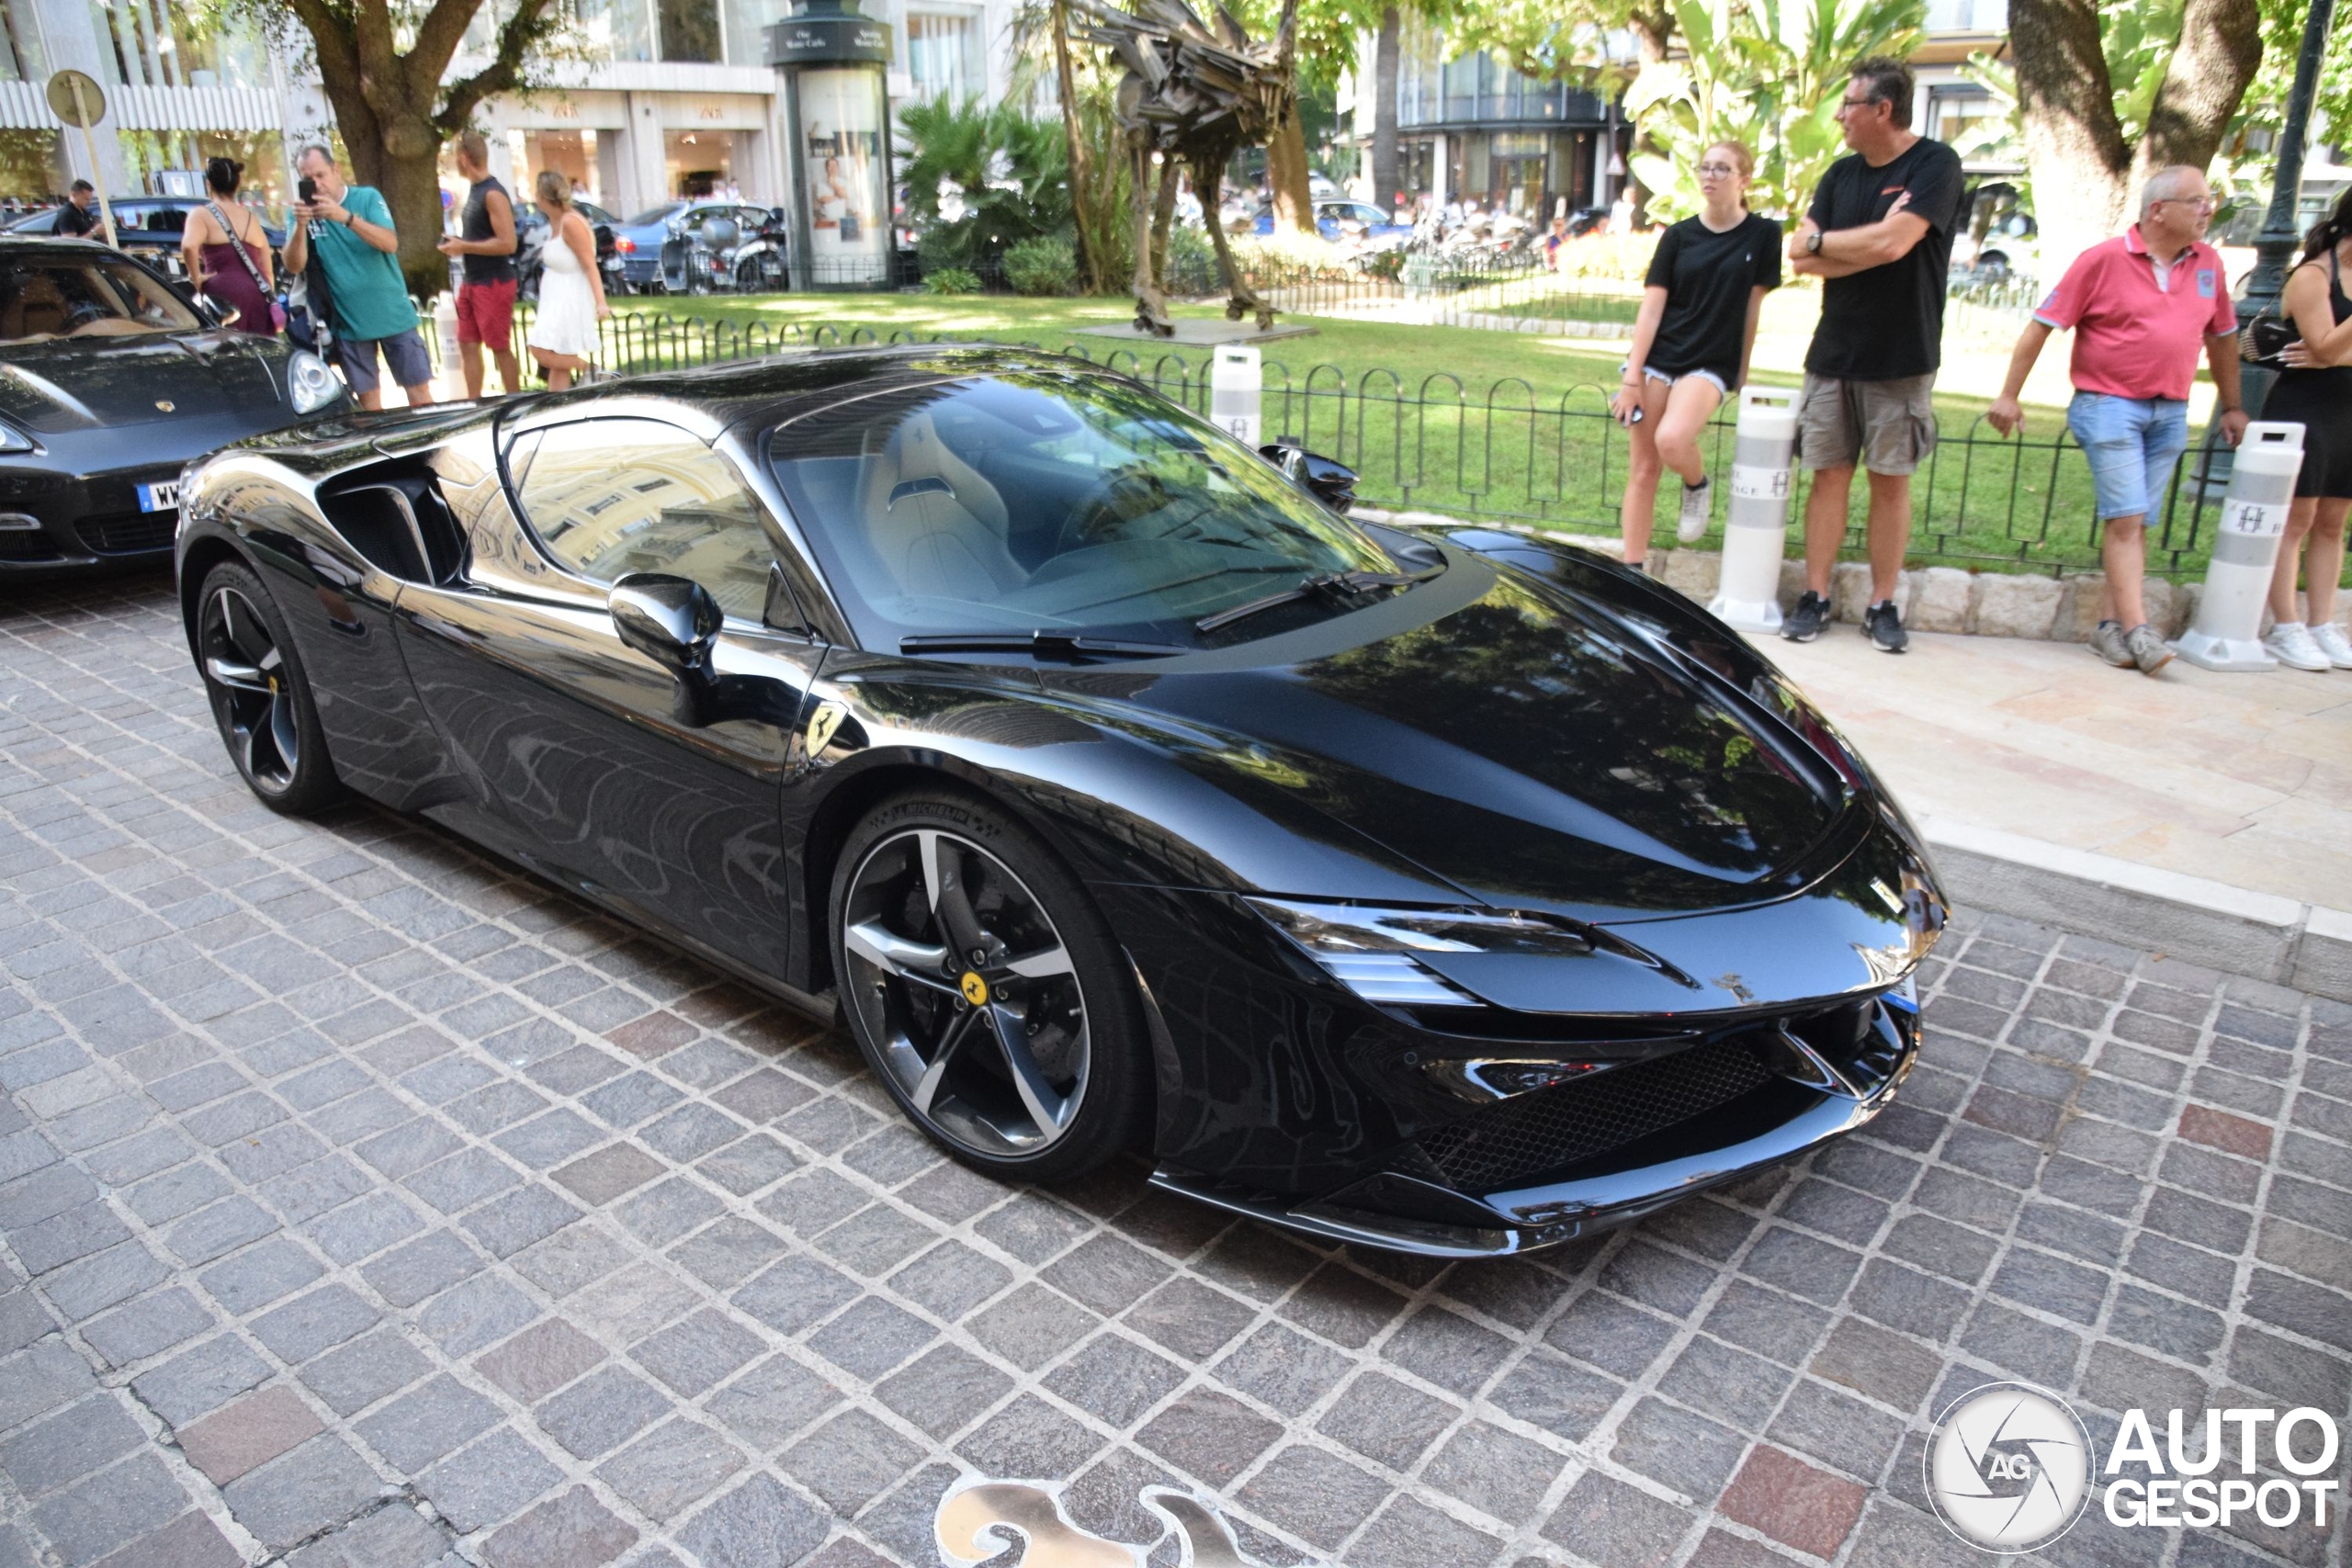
[1986,165,2249,673]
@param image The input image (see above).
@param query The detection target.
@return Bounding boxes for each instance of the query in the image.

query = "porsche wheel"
[831,791,1148,1181]
[196,562,340,814]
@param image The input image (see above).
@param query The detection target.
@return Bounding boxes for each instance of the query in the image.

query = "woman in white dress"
[526,169,608,391]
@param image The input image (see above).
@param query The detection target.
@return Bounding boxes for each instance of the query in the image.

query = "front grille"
[0,530,61,562]
[77,512,175,555]
[1417,1036,1773,1191]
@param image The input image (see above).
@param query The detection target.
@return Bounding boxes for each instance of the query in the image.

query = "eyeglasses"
[1695,163,1739,178]
[2155,196,2221,213]
[1837,95,1881,113]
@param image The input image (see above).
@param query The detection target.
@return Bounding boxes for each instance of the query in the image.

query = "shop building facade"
[0,0,1016,219]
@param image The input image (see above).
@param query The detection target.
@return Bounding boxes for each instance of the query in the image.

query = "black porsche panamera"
[175,345,1946,1258]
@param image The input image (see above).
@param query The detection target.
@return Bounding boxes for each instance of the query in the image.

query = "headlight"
[1247,897,1592,1005]
[0,422,36,453]
[287,349,342,415]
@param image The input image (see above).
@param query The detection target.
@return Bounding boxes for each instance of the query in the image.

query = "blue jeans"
[2067,392,2188,521]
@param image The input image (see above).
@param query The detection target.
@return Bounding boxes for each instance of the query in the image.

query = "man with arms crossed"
[1783,56,1965,653]
[1984,167,2248,673]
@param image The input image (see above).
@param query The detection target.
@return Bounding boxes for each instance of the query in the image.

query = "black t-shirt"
[1643,212,1782,386]
[1803,137,1965,380]
[462,177,515,286]
[55,200,96,237]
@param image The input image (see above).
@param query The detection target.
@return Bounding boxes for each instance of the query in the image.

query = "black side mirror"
[610,573,721,673]
[1260,441,1358,514]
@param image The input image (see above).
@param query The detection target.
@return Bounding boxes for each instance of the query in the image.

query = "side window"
[512,417,776,619]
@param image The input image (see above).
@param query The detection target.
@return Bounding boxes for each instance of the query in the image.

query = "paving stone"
[477,1318,606,1404]
[536,1365,673,1459]
[635,1308,764,1396]
[0,1394,144,1497]
[354,1372,501,1472]
[1237,1443,1394,1553]
[26,1452,189,1567]
[175,1384,324,1485]
[1044,1332,1187,1427]
[130,1335,270,1426]
[673,1473,829,1568]
[413,1271,539,1357]
[419,1427,566,1534]
[300,1328,432,1417]
[1541,1469,1691,1568]
[83,1287,214,1368]
[221,1433,381,1551]
[481,1485,639,1568]
[1718,1444,1868,1559]
[709,1354,849,1450]
[778,1408,919,1513]
[597,1417,748,1521]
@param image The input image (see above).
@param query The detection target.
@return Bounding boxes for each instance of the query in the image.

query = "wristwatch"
[1805,231,1824,255]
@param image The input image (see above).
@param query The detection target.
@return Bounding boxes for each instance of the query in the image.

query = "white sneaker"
[2312,621,2352,669]
[1676,479,1712,543]
[2265,621,2334,671]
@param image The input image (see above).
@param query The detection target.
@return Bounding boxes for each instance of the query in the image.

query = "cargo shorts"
[1797,371,1939,476]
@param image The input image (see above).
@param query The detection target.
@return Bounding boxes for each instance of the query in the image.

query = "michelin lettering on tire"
[1924,1381,2095,1553]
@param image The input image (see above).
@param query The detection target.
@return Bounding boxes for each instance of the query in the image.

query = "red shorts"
[455,277,516,346]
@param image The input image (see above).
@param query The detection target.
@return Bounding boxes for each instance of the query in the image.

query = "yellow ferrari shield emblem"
[803,702,846,757]
[959,971,989,1006]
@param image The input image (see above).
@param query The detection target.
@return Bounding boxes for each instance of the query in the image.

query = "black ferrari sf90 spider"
[176,346,1944,1257]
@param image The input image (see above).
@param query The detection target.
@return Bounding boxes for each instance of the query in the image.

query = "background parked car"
[1250,198,1414,245]
[8,197,288,283]
[0,237,345,575]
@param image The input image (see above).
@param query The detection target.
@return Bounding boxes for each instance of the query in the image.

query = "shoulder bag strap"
[206,200,268,295]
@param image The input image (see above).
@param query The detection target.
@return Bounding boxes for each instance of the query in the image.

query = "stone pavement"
[1765,627,2352,915]
[0,571,2347,1568]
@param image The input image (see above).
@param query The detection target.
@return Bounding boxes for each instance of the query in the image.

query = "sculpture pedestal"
[1073,319,1319,346]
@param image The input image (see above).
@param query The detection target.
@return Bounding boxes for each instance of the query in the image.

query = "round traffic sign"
[45,69,104,126]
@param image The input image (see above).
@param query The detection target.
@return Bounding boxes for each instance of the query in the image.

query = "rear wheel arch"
[177,534,251,653]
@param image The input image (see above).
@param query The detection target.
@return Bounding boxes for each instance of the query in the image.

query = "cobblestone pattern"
[0,575,2347,1568]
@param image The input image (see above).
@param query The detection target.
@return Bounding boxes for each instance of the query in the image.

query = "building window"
[1929,86,2010,161]
[660,0,720,62]
[1923,0,2007,27]
[907,9,983,103]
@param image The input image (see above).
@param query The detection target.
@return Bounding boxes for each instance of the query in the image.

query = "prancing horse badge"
[803,701,847,758]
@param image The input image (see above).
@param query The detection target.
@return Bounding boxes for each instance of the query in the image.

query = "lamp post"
[2235,0,2338,418]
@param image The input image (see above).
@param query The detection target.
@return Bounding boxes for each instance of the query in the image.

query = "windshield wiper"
[1194,566,1442,636]
[899,630,1188,661]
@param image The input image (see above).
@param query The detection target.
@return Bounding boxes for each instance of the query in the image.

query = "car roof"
[526,344,1136,438]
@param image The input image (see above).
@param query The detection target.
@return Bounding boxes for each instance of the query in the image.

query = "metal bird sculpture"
[1069,0,1300,335]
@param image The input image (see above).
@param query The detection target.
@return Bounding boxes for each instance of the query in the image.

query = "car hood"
[0,332,284,434]
[1038,544,1854,921]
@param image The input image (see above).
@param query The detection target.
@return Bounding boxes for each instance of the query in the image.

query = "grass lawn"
[603,289,2243,581]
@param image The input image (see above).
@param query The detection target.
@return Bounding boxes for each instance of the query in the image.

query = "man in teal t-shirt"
[282,144,435,411]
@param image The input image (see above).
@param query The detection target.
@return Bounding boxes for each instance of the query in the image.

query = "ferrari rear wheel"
[831,791,1148,1182]
[196,562,340,814]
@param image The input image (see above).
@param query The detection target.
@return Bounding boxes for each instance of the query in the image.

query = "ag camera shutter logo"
[1923,1382,2094,1553]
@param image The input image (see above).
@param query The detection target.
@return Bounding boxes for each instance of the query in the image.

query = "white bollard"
[431,292,462,397]
[1209,345,1261,446]
[1706,386,1800,632]
[2173,421,2305,671]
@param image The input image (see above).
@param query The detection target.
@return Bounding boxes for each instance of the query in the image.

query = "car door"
[392,410,824,980]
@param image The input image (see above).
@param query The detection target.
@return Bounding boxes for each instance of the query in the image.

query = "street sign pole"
[45,70,117,250]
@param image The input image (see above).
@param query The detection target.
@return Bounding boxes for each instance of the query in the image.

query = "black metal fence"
[512,307,2246,582]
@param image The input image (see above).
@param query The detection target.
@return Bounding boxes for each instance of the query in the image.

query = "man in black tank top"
[437,131,518,397]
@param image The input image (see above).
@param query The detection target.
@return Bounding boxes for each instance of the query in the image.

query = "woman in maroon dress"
[180,158,277,335]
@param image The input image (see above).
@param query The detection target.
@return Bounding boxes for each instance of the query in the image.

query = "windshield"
[0,254,200,343]
[766,368,1405,652]
[625,203,687,227]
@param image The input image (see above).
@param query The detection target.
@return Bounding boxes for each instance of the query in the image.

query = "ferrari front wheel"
[831,790,1148,1182]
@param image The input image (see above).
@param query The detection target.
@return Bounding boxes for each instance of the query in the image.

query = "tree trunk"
[2144,0,2264,174]
[2007,0,2132,278]
[1050,0,1104,291]
[1623,8,1671,227]
[379,141,452,301]
[1267,101,1316,235]
[1371,6,1399,215]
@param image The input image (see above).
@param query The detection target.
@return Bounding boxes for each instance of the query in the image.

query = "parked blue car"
[1250,199,1412,243]
[611,200,783,292]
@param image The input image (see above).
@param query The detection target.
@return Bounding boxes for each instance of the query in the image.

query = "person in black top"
[1781,56,1966,654]
[2261,186,2352,671]
[55,181,98,239]
[1611,139,1781,572]
[437,132,519,398]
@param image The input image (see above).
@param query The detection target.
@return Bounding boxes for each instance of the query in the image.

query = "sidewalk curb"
[1922,819,2352,1004]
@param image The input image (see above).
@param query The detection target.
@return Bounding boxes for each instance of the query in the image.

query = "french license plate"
[137,480,180,513]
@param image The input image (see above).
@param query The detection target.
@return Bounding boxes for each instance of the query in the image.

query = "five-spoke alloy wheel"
[196,562,339,813]
[831,793,1146,1179]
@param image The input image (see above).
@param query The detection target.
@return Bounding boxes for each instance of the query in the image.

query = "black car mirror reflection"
[1259,440,1358,514]
[609,572,721,673]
